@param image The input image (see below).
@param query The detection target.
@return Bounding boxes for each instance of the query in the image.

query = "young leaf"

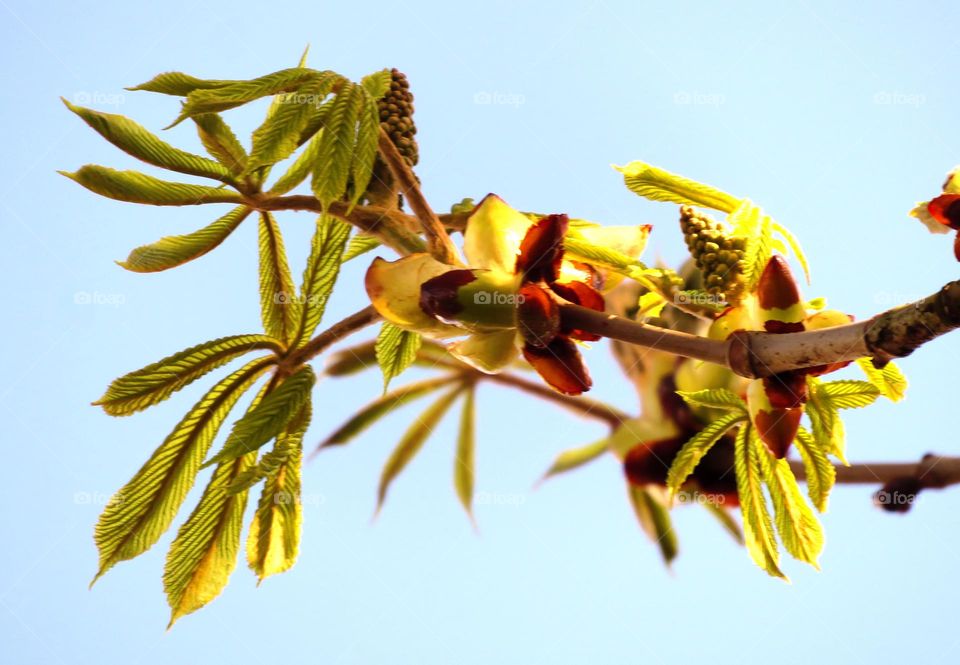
[60,166,243,206]
[92,357,272,584]
[703,502,744,544]
[772,221,810,284]
[193,113,248,175]
[63,99,231,183]
[376,385,465,512]
[759,450,824,567]
[204,366,316,467]
[627,485,678,565]
[348,88,381,207]
[118,205,251,273]
[734,425,785,579]
[342,233,382,262]
[360,69,392,100]
[454,387,476,520]
[316,376,462,450]
[292,215,350,347]
[246,401,311,581]
[676,388,748,413]
[856,358,907,402]
[541,438,610,480]
[729,200,772,291]
[806,378,847,464]
[128,72,235,96]
[94,334,282,416]
[268,130,325,196]
[312,82,362,207]
[818,380,881,409]
[229,401,312,495]
[794,426,835,512]
[258,212,301,346]
[375,323,423,392]
[615,161,741,213]
[666,412,745,494]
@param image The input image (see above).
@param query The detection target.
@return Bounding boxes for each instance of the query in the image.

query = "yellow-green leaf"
[734,424,785,579]
[729,200,772,291]
[666,412,746,494]
[348,88,381,207]
[342,232,382,262]
[118,205,251,273]
[258,212,301,345]
[818,380,881,409]
[454,387,476,520]
[292,215,350,347]
[374,322,422,392]
[615,161,741,213]
[856,358,907,402]
[94,334,282,416]
[772,221,810,284]
[93,357,272,584]
[312,82,362,207]
[794,426,835,512]
[541,438,610,480]
[360,69,391,100]
[759,449,824,568]
[676,388,748,413]
[193,113,248,175]
[60,166,242,206]
[268,130,324,196]
[627,485,678,565]
[128,72,235,96]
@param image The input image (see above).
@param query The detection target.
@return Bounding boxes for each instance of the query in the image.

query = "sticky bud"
[747,378,801,459]
[757,255,805,324]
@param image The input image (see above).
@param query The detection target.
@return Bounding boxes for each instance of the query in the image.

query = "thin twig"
[284,306,382,370]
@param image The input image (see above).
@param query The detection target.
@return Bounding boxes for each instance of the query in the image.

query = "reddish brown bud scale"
[522,336,592,395]
[551,280,605,341]
[753,407,802,459]
[516,283,560,348]
[928,194,960,231]
[419,270,476,322]
[757,255,802,311]
[515,214,568,283]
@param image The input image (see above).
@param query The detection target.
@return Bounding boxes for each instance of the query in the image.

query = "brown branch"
[283,306,381,370]
[377,129,461,265]
[789,454,960,498]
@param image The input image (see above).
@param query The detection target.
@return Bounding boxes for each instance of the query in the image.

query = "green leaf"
[193,113,248,175]
[93,357,272,584]
[734,425,785,579]
[376,385,465,512]
[60,166,243,206]
[204,366,316,467]
[676,388,748,413]
[169,68,329,126]
[615,161,741,213]
[360,69,392,100]
[229,401,311,495]
[375,323,423,392]
[245,401,310,581]
[703,502,744,544]
[94,334,282,416]
[267,130,324,195]
[118,205,251,273]
[164,450,254,626]
[316,376,461,449]
[312,82,362,207]
[794,426,835,512]
[856,358,907,402]
[627,486,678,565]
[63,99,231,182]
[348,87,381,207]
[342,232,382,262]
[292,215,350,347]
[666,412,745,494]
[818,380,881,409]
[128,72,235,96]
[258,212,301,346]
[729,200,772,291]
[246,72,338,174]
[563,235,646,274]
[772,221,811,284]
[541,438,610,480]
[806,377,847,463]
[759,449,824,567]
[454,387,476,520]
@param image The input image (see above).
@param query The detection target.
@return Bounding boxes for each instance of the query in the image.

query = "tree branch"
[284,306,382,370]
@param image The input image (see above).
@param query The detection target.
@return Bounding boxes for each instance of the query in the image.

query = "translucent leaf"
[93,357,272,584]
[676,388,748,413]
[703,502,743,544]
[760,451,824,567]
[268,130,324,196]
[204,366,316,467]
[794,426,835,512]
[316,376,461,450]
[772,221,811,284]
[360,69,392,100]
[193,113,248,175]
[118,205,251,273]
[348,88,381,207]
[312,82,362,207]
[666,412,745,494]
[637,291,666,317]
[627,485,678,565]
[805,378,847,464]
[258,212,301,346]
[728,200,772,291]
[94,334,282,416]
[229,401,311,495]
[60,166,242,206]
[376,385,465,512]
[615,161,741,213]
[818,380,881,409]
[563,235,646,274]
[375,323,423,392]
[734,425,785,579]
[292,215,350,347]
[128,72,235,96]
[454,387,476,520]
[856,358,907,402]
[63,99,231,182]
[342,232,382,262]
[541,438,610,480]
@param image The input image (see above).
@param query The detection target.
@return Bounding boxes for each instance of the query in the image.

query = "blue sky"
[2,0,960,663]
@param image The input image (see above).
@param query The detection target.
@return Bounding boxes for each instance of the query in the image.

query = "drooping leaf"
[806,377,847,464]
[342,233,382,262]
[315,376,462,450]
[229,401,312,495]
[258,212,301,346]
[453,387,476,520]
[374,323,422,392]
[312,82,362,207]
[118,205,251,273]
[856,358,907,402]
[292,215,350,347]
[92,357,272,584]
[246,401,311,581]
[63,99,231,182]
[60,166,243,206]
[757,445,824,567]
[666,412,745,494]
[818,380,881,410]
[615,161,741,213]
[94,334,282,416]
[268,130,325,196]
[734,424,785,579]
[376,385,465,512]
[627,485,678,565]
[794,426,835,512]
[541,438,610,480]
[703,502,744,544]
[772,221,811,284]
[204,366,316,467]
[128,72,235,96]
[193,113,248,175]
[676,388,748,413]
[729,200,772,291]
